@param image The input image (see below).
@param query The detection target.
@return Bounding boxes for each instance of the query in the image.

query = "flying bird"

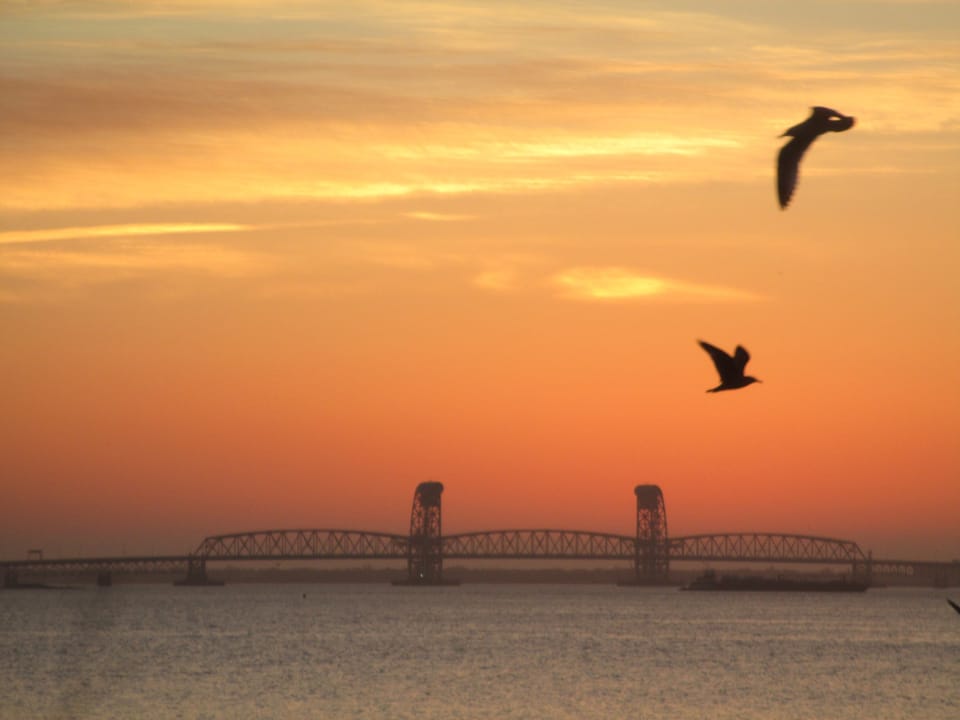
[777,106,855,209]
[698,340,761,393]
[948,598,960,615]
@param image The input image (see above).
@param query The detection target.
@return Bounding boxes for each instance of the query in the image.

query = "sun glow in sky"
[2,0,958,560]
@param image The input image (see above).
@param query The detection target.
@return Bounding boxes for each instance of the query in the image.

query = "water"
[1,583,957,719]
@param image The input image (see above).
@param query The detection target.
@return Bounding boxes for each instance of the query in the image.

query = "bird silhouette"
[948,598,960,615]
[777,106,855,209]
[698,340,761,392]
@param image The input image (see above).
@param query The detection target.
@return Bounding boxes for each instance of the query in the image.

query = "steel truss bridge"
[3,484,957,587]
[192,528,867,564]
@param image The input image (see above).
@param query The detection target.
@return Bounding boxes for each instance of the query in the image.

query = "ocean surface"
[1,582,957,719]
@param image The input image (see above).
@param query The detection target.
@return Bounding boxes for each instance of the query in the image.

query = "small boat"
[682,569,868,592]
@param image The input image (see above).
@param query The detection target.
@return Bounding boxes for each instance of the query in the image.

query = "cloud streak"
[0,223,274,298]
[403,211,477,222]
[553,267,763,303]
[0,223,253,245]
[0,243,269,278]
[2,0,958,219]
[4,1,958,214]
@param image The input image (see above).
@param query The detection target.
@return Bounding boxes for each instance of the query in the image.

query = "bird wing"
[948,598,960,615]
[699,340,737,381]
[777,135,814,209]
[734,345,751,371]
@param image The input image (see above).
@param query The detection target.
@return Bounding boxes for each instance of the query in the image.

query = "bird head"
[827,115,855,132]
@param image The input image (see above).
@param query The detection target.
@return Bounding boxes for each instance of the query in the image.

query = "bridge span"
[3,483,956,587]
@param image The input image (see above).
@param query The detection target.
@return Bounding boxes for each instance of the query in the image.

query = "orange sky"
[2,0,958,561]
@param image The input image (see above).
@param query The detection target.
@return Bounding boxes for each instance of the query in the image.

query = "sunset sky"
[2,0,958,562]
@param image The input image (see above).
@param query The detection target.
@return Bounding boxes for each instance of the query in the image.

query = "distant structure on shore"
[4,483,958,588]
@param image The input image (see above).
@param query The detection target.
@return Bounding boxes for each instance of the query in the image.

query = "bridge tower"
[402,481,448,585]
[633,484,669,583]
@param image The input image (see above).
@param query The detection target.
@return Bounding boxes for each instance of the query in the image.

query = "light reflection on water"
[1,583,957,719]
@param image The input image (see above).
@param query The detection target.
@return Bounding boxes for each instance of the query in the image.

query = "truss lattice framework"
[3,531,878,575]
[443,530,636,559]
[669,533,867,564]
[194,530,409,560]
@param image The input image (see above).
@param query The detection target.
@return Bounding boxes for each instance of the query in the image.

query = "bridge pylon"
[632,484,670,583]
[174,557,224,587]
[395,481,456,586]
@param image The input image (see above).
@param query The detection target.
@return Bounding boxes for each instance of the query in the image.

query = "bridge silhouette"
[3,483,957,587]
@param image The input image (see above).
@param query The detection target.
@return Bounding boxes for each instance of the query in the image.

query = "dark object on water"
[698,340,761,392]
[777,106,855,209]
[682,570,868,592]
[948,598,960,615]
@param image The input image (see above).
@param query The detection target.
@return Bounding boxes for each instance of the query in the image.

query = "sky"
[1,0,958,562]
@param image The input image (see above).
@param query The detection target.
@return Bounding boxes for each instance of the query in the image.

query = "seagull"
[698,340,761,393]
[948,598,960,615]
[777,106,855,209]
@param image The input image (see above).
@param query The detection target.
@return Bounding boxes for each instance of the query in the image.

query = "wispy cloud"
[0,223,253,245]
[384,134,741,161]
[403,211,477,222]
[3,0,959,214]
[553,267,763,302]
[0,222,272,297]
[1,243,269,278]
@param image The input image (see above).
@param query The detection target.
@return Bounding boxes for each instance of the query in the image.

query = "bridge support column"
[394,481,456,586]
[632,485,670,584]
[862,551,873,586]
[174,557,223,586]
[851,550,873,586]
[3,569,18,588]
